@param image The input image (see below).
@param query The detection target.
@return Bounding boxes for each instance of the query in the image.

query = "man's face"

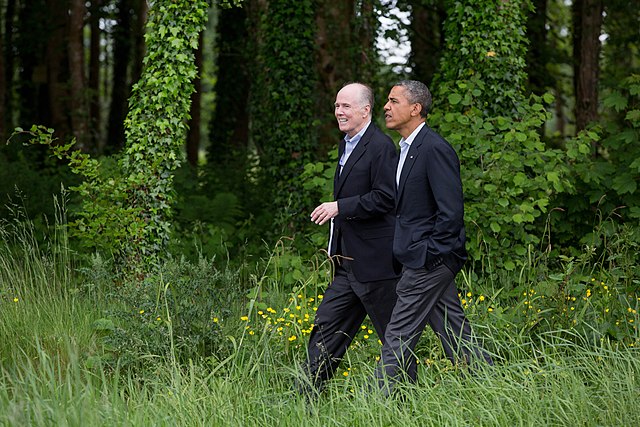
[334,85,369,138]
[384,85,419,136]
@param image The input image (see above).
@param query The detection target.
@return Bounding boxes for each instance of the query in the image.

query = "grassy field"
[1,219,640,426]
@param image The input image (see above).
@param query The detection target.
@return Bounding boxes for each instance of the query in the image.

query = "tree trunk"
[68,0,88,149]
[407,0,446,85]
[3,0,16,138]
[106,0,132,153]
[207,4,250,167]
[527,0,551,96]
[46,0,70,139]
[572,0,603,133]
[89,0,103,151]
[0,0,5,142]
[602,0,640,86]
[186,32,203,168]
[131,0,147,84]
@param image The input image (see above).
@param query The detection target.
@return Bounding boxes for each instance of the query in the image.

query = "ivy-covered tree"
[250,0,319,236]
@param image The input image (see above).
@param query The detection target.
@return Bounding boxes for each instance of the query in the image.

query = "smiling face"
[334,84,371,138]
[383,85,423,139]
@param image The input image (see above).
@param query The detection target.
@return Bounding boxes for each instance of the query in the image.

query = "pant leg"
[376,264,454,389]
[427,278,493,367]
[305,265,367,390]
[353,277,398,344]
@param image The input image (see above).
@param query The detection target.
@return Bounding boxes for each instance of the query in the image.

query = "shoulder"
[366,123,395,147]
[418,126,456,155]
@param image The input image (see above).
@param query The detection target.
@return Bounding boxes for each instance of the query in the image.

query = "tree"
[0,0,6,142]
[526,0,554,96]
[435,0,529,116]
[314,0,379,153]
[68,0,89,150]
[106,0,134,153]
[186,31,203,167]
[402,0,446,85]
[250,0,318,234]
[88,0,104,151]
[572,0,603,133]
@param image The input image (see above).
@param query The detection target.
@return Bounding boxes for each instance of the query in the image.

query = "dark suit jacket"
[394,124,467,274]
[330,123,400,283]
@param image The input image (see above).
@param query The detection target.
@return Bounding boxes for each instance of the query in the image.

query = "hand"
[310,201,338,225]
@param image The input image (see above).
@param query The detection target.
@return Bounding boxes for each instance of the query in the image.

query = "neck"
[399,119,425,139]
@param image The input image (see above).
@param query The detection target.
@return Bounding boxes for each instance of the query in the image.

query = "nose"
[383,101,390,111]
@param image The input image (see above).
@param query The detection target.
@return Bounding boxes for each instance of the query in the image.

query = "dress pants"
[304,260,398,391]
[376,264,492,392]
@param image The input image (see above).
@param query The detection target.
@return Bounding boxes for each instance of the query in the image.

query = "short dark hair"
[342,82,374,114]
[394,80,432,118]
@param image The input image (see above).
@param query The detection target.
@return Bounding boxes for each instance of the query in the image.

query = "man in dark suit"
[375,80,492,394]
[302,82,400,393]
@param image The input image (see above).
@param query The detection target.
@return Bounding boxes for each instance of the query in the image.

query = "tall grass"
[1,205,639,426]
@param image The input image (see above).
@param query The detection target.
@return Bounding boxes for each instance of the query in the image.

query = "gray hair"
[394,80,432,118]
[342,82,374,116]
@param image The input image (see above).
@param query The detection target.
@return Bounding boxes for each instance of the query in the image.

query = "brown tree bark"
[89,0,103,151]
[2,0,16,139]
[572,0,603,133]
[131,0,148,84]
[406,0,446,85]
[314,0,360,154]
[186,32,203,168]
[106,0,132,153]
[527,0,552,96]
[46,0,70,139]
[0,0,6,142]
[68,0,88,150]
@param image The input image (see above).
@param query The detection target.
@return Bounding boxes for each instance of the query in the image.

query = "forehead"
[388,85,408,100]
[335,85,361,104]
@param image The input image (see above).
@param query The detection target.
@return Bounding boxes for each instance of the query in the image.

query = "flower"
[486,51,496,57]
[139,309,145,314]
[13,297,19,303]
[240,316,249,321]
[288,335,297,342]
[479,295,485,302]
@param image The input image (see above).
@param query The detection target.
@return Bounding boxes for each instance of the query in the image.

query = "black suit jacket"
[394,124,467,274]
[330,123,400,283]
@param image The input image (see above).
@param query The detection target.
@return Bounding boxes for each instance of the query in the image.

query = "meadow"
[1,211,639,426]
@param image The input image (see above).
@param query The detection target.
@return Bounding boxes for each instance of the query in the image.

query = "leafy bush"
[429,91,591,272]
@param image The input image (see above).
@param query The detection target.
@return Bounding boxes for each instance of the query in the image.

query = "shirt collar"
[398,122,426,147]
[344,120,371,144]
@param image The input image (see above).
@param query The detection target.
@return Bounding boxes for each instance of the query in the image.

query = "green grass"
[1,215,640,426]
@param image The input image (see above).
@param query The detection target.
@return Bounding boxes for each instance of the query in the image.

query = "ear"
[362,104,371,117]
[411,103,422,117]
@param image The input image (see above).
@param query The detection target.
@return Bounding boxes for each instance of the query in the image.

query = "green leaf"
[603,91,628,112]
[448,93,462,105]
[490,222,501,233]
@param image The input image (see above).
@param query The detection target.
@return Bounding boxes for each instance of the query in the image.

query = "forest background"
[1,0,640,425]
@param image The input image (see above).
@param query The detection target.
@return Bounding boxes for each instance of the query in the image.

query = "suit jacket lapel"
[397,127,426,202]
[335,125,373,196]
[334,139,346,197]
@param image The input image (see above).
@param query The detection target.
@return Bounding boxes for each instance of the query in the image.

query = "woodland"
[0,0,639,425]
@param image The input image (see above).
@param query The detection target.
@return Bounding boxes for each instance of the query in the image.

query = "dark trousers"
[376,264,492,392]
[304,260,398,391]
